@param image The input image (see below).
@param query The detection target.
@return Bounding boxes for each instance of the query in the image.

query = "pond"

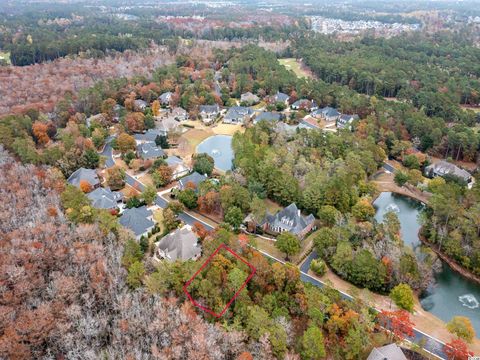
[374,192,480,333]
[196,135,234,172]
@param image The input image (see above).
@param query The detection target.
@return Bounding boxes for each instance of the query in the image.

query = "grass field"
[0,51,11,65]
[278,58,311,79]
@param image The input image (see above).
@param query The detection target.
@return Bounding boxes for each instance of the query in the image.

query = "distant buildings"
[310,16,420,36]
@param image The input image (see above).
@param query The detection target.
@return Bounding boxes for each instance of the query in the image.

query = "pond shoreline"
[419,232,480,286]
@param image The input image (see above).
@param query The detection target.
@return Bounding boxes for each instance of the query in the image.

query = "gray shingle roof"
[119,206,154,237]
[137,142,165,159]
[425,160,472,182]
[315,106,341,118]
[87,187,123,209]
[166,155,184,166]
[156,225,201,261]
[199,104,220,114]
[241,92,260,104]
[273,92,289,103]
[67,168,100,188]
[178,172,207,190]
[262,203,315,237]
[224,106,253,122]
[367,344,407,360]
[159,92,173,104]
[254,111,281,124]
[134,128,163,142]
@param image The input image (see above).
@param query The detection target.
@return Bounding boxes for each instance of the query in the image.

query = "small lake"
[374,192,480,333]
[196,135,233,172]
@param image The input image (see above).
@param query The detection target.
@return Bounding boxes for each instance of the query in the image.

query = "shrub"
[310,259,327,277]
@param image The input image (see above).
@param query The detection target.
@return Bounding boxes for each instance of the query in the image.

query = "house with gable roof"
[159,91,173,106]
[260,203,316,239]
[313,106,341,122]
[136,142,165,160]
[119,206,155,240]
[223,106,254,124]
[199,104,221,124]
[87,187,123,210]
[240,92,260,105]
[155,225,201,261]
[166,155,190,179]
[67,168,101,189]
[178,172,208,191]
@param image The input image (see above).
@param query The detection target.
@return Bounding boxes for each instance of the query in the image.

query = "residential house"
[113,104,124,122]
[134,128,163,144]
[366,344,407,360]
[199,104,221,124]
[272,91,290,105]
[157,117,181,136]
[291,99,318,111]
[337,114,359,129]
[253,111,281,125]
[299,116,321,130]
[314,106,341,122]
[178,171,208,191]
[155,225,201,261]
[137,142,165,160]
[223,106,254,124]
[159,91,173,106]
[425,160,473,187]
[134,99,148,112]
[260,203,316,239]
[171,107,188,121]
[275,121,298,136]
[87,187,123,210]
[166,155,190,179]
[67,168,100,189]
[86,113,107,128]
[119,206,155,240]
[240,92,260,105]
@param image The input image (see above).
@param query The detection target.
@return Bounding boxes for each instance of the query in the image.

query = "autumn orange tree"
[377,310,415,341]
[79,180,93,193]
[444,338,473,360]
[32,121,50,145]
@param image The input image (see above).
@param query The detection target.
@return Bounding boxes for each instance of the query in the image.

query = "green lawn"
[0,51,11,65]
[278,58,310,79]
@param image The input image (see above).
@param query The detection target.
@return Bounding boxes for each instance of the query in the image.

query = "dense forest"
[295,33,480,120]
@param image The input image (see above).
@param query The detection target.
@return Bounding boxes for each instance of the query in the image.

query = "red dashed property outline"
[183,243,256,318]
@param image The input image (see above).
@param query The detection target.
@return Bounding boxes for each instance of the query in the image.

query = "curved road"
[100,139,214,231]
[301,251,447,359]
[101,138,446,358]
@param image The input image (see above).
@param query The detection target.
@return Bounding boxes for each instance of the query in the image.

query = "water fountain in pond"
[385,203,400,213]
[459,294,480,309]
[210,149,221,157]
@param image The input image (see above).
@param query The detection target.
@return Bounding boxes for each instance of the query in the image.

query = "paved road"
[101,139,445,358]
[100,140,214,231]
[383,162,396,173]
[301,251,446,359]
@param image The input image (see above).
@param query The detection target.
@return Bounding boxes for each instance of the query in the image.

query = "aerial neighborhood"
[2,5,480,356]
